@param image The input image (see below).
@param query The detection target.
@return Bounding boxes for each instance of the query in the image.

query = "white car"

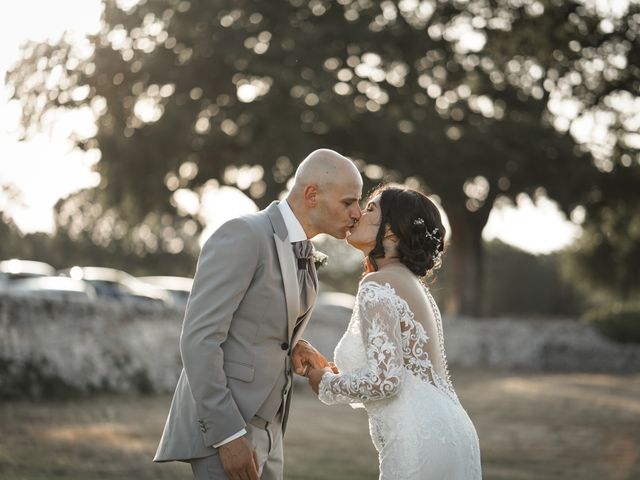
[6,276,97,301]
[138,276,193,310]
[0,258,56,283]
[60,266,171,306]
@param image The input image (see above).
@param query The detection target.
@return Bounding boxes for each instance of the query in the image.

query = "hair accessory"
[426,227,441,250]
[414,217,442,255]
[430,234,443,262]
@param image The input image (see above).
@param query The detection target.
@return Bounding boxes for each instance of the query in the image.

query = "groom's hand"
[217,436,259,480]
[292,339,328,375]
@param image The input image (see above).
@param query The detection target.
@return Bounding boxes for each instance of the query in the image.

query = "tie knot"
[292,240,314,260]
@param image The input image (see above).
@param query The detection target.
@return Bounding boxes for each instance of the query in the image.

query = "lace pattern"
[318,282,405,404]
[319,281,459,406]
[318,279,482,479]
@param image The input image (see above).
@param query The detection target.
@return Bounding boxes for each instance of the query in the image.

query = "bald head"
[286,148,363,239]
[290,149,361,194]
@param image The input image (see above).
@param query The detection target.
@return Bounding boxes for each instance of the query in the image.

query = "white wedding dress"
[319,279,481,479]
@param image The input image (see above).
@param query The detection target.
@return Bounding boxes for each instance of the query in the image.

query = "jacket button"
[281,342,289,351]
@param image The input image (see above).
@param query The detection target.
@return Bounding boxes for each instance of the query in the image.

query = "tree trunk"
[445,208,491,317]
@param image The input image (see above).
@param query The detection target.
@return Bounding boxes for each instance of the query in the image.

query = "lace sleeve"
[318,282,404,405]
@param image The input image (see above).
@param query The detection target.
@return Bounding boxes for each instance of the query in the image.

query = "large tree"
[9,0,636,315]
[562,167,640,301]
[486,0,640,301]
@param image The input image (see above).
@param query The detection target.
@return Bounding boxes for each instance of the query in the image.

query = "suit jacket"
[154,202,316,462]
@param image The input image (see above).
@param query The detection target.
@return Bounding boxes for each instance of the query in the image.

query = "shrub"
[584,303,640,343]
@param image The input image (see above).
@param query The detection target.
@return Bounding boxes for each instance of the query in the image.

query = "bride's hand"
[307,367,333,395]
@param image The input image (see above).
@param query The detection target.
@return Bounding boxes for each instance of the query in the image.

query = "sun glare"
[0,0,102,233]
[483,195,582,254]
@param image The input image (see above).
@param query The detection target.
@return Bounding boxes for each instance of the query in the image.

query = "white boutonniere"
[312,250,328,269]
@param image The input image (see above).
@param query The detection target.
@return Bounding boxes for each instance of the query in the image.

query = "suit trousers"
[190,415,284,480]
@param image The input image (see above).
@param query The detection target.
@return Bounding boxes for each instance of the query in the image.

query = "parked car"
[6,276,97,301]
[137,276,193,310]
[59,266,171,306]
[0,258,56,286]
[0,259,58,292]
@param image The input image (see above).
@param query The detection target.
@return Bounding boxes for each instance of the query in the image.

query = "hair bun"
[366,187,446,278]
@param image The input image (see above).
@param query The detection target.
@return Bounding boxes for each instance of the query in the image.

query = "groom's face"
[314,176,363,239]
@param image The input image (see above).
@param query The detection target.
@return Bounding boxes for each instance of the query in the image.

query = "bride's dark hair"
[365,185,446,277]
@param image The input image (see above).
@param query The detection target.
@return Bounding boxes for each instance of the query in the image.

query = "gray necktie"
[292,240,318,322]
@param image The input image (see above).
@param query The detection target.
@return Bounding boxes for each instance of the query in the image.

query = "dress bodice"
[319,280,459,407]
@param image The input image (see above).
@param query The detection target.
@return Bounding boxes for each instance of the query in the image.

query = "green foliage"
[6,0,640,315]
[561,169,640,301]
[432,240,587,317]
[488,0,640,304]
[481,241,586,317]
[0,217,195,276]
[584,302,640,344]
[7,0,597,221]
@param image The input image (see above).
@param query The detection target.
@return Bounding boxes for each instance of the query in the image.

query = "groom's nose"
[350,205,362,220]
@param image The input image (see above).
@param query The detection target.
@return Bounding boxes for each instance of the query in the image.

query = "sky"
[0,0,582,254]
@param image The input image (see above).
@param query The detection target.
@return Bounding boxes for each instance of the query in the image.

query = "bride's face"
[346,194,382,253]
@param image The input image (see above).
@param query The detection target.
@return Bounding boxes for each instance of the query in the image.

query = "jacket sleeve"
[179,217,259,446]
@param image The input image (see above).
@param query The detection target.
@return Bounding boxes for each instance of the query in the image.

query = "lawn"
[0,368,638,479]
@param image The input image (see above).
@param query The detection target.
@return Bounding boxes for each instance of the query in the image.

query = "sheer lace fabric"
[319,281,481,479]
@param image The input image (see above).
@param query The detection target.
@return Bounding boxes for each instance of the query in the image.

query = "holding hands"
[306,365,336,394]
[291,339,339,394]
[291,339,328,375]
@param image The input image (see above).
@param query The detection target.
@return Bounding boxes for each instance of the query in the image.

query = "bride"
[306,186,482,479]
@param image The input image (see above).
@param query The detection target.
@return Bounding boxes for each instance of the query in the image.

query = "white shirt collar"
[278,200,308,243]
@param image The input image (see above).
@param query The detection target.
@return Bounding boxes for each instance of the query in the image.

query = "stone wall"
[0,294,183,399]
[1,293,639,399]
[305,300,640,374]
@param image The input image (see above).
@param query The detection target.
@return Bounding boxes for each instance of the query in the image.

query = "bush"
[479,241,586,317]
[584,303,640,343]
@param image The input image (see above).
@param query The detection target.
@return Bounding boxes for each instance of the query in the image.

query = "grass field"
[1,368,639,479]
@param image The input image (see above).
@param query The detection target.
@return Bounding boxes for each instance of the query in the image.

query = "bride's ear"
[382,226,399,253]
[383,225,396,241]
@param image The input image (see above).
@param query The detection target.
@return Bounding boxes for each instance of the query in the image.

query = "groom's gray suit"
[154,201,317,471]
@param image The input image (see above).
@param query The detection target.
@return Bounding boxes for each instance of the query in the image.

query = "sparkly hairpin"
[427,227,441,251]
[414,217,441,251]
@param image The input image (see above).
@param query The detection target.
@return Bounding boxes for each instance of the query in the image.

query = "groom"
[154,149,363,479]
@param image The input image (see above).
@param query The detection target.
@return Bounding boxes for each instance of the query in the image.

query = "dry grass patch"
[0,368,638,479]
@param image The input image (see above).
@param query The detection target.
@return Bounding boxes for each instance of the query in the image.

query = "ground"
[0,368,638,479]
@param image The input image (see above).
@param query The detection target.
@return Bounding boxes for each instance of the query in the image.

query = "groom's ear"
[303,184,319,206]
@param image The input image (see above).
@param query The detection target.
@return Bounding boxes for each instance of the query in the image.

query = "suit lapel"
[267,202,300,340]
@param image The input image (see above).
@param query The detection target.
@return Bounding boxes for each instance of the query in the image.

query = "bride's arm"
[317,281,404,405]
